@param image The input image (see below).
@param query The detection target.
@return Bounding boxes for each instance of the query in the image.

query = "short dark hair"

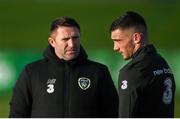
[109,11,147,34]
[50,16,80,33]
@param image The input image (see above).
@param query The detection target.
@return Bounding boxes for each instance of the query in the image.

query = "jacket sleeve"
[98,66,118,117]
[9,66,32,117]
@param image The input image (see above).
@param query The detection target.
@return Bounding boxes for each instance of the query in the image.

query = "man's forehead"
[111,28,135,38]
[111,29,125,38]
[52,26,80,38]
[57,26,78,33]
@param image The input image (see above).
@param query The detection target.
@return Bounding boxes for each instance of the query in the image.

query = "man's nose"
[68,39,74,47]
[113,43,119,51]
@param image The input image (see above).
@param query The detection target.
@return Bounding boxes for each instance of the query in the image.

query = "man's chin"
[124,57,131,60]
[66,55,78,61]
[122,55,130,60]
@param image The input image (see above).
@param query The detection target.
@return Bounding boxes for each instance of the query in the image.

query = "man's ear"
[48,37,55,47]
[133,32,141,44]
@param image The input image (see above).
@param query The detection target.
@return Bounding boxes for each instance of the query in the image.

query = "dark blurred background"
[0,0,180,117]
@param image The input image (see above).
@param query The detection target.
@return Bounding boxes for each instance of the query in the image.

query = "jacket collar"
[132,44,157,59]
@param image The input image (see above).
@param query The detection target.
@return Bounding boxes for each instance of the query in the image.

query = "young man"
[9,17,118,118]
[109,11,175,117]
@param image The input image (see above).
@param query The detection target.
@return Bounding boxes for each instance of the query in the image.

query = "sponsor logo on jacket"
[153,68,172,76]
[121,80,128,90]
[46,78,56,93]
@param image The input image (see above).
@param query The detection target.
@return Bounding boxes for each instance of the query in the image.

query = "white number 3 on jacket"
[47,84,55,93]
[163,77,172,104]
[121,80,128,90]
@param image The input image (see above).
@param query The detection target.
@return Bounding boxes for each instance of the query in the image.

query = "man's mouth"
[67,50,77,54]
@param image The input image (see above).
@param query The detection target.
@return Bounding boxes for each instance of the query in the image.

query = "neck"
[133,42,149,55]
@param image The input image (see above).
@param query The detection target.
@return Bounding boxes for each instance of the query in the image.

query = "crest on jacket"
[78,77,91,90]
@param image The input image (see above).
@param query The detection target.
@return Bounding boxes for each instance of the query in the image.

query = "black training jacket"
[118,44,175,118]
[9,45,118,118]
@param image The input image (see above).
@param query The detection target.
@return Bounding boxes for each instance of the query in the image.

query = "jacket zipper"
[64,62,70,117]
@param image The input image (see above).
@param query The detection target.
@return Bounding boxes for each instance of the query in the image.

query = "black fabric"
[118,44,175,118]
[9,45,118,118]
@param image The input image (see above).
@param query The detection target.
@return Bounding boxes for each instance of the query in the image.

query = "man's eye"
[72,36,79,40]
[62,38,69,41]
